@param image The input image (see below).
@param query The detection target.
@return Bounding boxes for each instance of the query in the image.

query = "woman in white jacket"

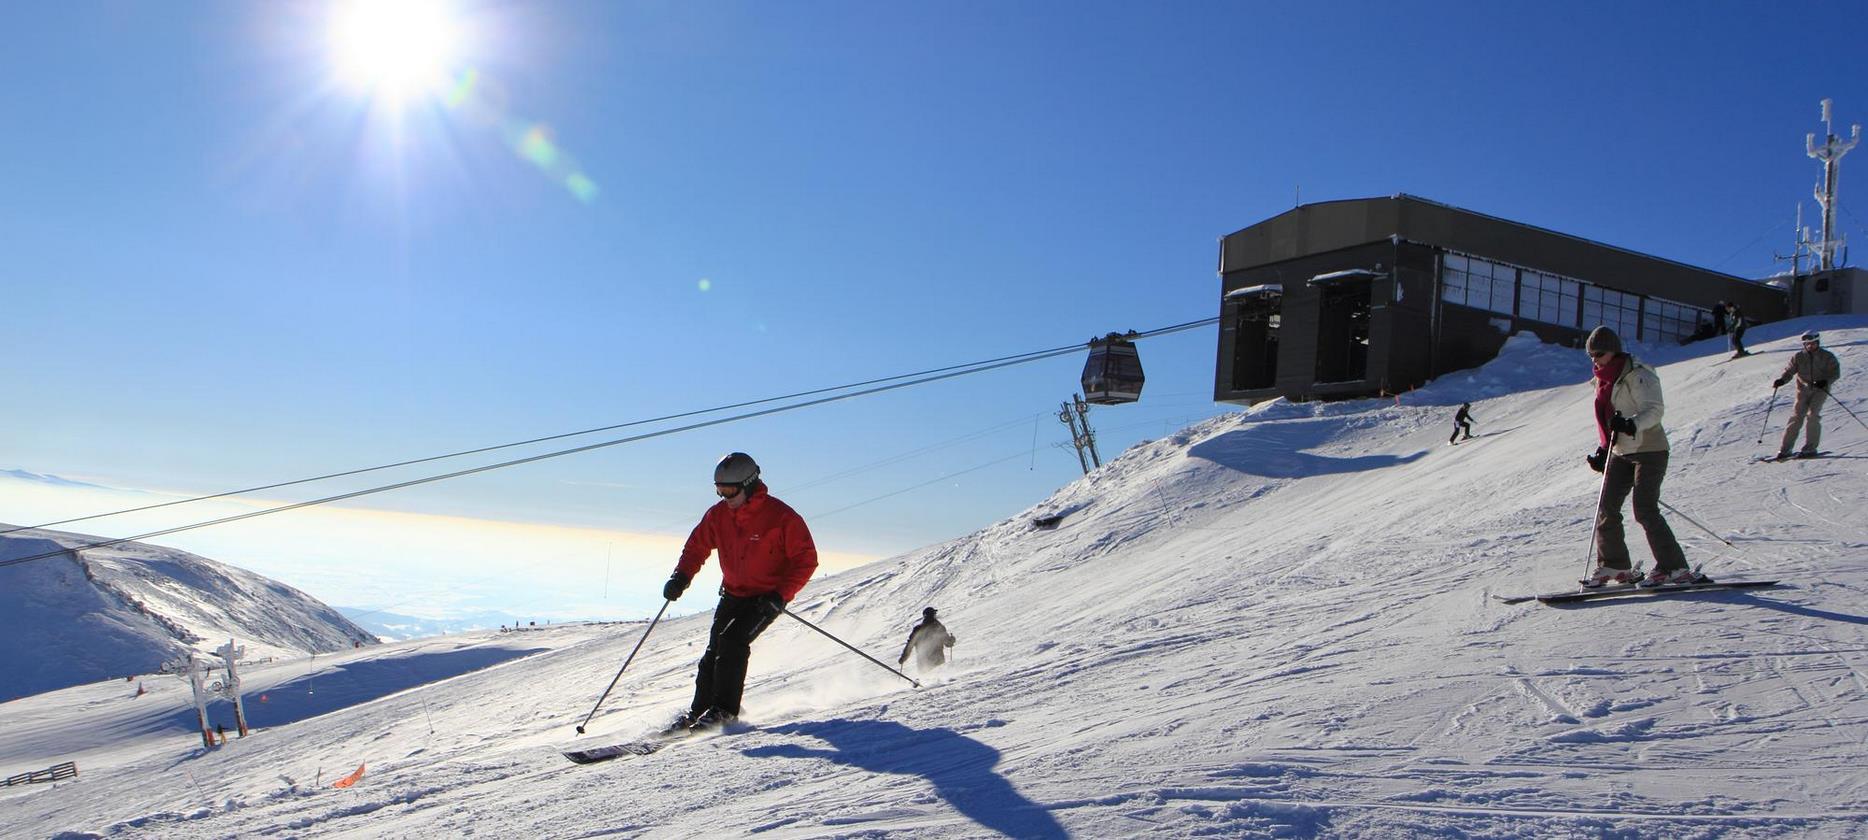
[1582,326,1695,588]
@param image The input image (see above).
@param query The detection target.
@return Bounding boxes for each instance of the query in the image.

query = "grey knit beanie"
[1585,326,1623,356]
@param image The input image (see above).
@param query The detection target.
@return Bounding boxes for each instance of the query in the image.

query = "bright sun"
[329,0,460,102]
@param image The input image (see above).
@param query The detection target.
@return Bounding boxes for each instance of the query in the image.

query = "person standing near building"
[661,452,818,732]
[897,607,957,672]
[1581,326,1698,589]
[1448,402,1476,445]
[1711,301,1728,336]
[1728,303,1751,358]
[1772,331,1843,460]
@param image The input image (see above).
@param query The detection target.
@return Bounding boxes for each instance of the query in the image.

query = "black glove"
[1773,377,1788,389]
[755,593,785,620]
[1814,379,1829,390]
[1609,413,1638,436]
[662,572,691,602]
[1586,446,1607,473]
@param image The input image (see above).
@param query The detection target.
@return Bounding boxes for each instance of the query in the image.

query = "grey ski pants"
[1595,451,1687,574]
[1778,388,1828,456]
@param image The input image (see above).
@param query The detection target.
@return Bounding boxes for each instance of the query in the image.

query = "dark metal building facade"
[1214,195,1789,405]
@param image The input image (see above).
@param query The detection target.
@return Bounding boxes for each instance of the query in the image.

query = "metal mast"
[1806,98,1861,271]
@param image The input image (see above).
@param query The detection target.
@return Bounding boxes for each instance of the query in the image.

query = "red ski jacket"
[675,486,818,602]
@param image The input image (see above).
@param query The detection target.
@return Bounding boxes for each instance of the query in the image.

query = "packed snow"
[2,316,1866,838]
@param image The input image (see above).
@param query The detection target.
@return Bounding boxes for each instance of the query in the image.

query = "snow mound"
[0,527,377,702]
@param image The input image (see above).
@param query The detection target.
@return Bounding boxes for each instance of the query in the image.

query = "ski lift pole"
[1756,386,1780,445]
[574,600,669,735]
[782,608,920,688]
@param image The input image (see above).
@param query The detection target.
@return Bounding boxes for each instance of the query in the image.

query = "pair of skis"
[1753,451,1830,463]
[1497,577,1778,606]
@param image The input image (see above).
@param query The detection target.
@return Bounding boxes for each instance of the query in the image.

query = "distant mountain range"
[337,607,536,641]
[0,525,377,703]
[0,468,110,490]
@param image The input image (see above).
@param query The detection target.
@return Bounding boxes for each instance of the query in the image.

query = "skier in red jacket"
[661,452,818,732]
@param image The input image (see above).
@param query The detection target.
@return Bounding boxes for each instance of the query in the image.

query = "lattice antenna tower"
[1806,98,1861,270]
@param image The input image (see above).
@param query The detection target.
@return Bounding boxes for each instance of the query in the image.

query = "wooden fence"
[2,761,77,786]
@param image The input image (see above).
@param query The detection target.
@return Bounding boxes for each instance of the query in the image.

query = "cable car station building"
[1213,194,1790,405]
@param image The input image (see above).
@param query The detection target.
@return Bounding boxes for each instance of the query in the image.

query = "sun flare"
[329,0,460,102]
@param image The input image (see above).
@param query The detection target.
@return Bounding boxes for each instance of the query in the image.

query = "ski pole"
[1580,433,1615,580]
[1756,386,1779,445]
[574,600,669,735]
[1654,499,1737,549]
[782,608,921,688]
[1818,384,1868,433]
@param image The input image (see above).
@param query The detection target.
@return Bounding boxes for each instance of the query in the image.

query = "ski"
[1496,579,1778,605]
[563,740,668,764]
[1753,451,1830,463]
[563,726,700,764]
[562,719,748,764]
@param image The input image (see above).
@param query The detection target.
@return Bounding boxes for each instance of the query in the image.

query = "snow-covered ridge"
[0,527,377,703]
[2,315,1865,837]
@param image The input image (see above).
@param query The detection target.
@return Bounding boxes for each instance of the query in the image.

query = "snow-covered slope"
[0,527,377,702]
[2,316,1866,838]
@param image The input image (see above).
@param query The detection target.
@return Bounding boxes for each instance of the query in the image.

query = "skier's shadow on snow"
[742,719,1066,839]
[1727,592,1868,626]
[1188,421,1425,478]
[1546,589,1868,625]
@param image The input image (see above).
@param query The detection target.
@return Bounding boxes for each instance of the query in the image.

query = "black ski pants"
[689,592,777,718]
[1594,451,1687,574]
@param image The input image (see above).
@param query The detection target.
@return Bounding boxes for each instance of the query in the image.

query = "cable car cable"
[809,450,1032,521]
[1,316,1216,570]
[0,338,1096,538]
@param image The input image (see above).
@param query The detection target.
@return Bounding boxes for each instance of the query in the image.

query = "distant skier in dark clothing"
[1728,304,1750,358]
[1711,301,1728,336]
[1449,402,1475,444]
[1772,331,1843,459]
[661,452,818,732]
[1581,326,1695,589]
[898,607,956,672]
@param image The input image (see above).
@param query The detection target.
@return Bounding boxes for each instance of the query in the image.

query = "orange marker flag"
[332,764,366,789]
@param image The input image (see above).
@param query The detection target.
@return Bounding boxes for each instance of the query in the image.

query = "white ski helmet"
[714,452,760,489]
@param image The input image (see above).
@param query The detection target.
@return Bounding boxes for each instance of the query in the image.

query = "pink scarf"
[1592,355,1625,447]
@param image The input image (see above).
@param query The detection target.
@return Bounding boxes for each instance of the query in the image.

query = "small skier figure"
[898,607,956,672]
[1728,303,1750,358]
[1772,331,1843,460]
[1448,402,1475,445]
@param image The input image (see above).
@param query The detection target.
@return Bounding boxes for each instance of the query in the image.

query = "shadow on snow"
[171,646,547,733]
[1188,421,1425,478]
[743,719,1066,839]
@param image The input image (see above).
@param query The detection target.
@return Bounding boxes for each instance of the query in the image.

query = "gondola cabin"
[1081,332,1144,404]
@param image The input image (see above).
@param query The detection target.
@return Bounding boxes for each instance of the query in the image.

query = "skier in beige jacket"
[1581,326,1695,589]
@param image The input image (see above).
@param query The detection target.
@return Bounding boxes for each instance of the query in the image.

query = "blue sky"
[4,1,1864,622]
